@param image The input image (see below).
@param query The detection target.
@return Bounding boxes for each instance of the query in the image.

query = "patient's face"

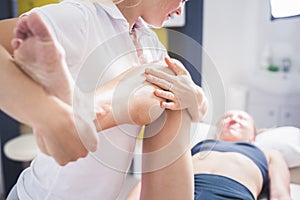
[216,110,256,142]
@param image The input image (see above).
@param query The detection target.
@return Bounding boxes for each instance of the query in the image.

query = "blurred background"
[0,0,300,199]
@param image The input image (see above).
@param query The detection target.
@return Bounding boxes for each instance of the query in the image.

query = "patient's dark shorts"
[194,174,255,200]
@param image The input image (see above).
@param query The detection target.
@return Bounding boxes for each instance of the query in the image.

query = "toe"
[28,12,53,42]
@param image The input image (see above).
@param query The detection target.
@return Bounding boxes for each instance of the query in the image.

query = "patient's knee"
[129,65,176,125]
[129,84,164,125]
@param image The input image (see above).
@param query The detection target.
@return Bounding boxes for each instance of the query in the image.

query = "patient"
[126,110,291,200]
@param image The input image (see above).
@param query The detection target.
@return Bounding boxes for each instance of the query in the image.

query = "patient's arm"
[266,149,291,200]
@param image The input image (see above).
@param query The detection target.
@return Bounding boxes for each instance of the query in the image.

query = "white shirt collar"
[98,1,125,21]
[98,1,147,30]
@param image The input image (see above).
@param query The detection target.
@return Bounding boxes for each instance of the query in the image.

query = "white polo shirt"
[16,0,167,199]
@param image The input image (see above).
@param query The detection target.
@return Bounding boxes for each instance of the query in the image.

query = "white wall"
[202,0,300,114]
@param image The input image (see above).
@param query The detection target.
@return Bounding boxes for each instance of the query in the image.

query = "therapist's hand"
[145,57,207,122]
[33,96,109,166]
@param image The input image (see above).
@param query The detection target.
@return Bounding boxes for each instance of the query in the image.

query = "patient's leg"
[11,12,171,132]
[140,109,194,200]
[12,12,73,104]
[125,110,194,200]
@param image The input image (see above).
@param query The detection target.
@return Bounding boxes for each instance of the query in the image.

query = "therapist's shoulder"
[27,0,96,25]
[23,0,97,43]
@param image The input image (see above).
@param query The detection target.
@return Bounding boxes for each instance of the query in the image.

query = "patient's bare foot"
[11,12,104,154]
[11,12,73,104]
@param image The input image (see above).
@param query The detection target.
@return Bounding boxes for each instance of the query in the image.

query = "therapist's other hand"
[34,96,110,166]
[145,57,207,122]
[33,97,86,166]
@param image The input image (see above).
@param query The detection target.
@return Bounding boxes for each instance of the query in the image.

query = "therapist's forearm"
[0,44,54,127]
